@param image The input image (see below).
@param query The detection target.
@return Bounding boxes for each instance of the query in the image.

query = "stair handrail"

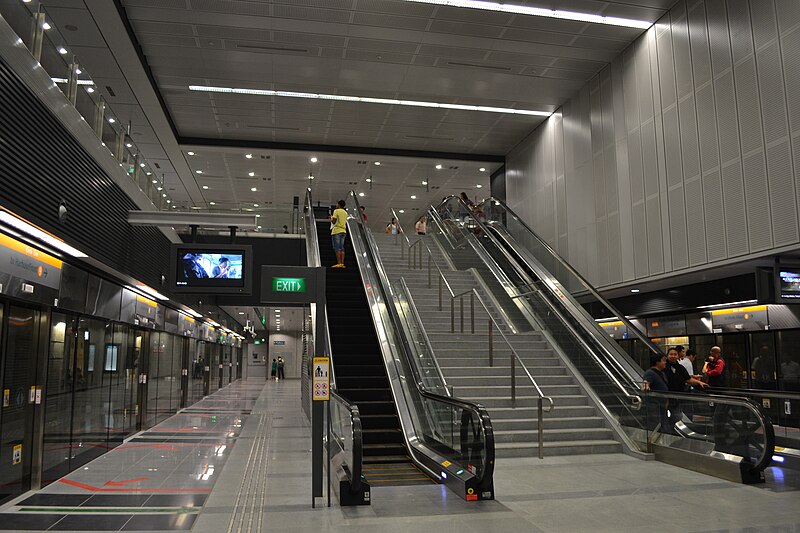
[392,208,554,459]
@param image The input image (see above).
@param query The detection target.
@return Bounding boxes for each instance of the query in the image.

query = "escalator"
[429,196,775,484]
[315,219,429,485]
[305,192,495,500]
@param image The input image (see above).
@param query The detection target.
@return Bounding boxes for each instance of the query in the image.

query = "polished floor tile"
[4,379,800,532]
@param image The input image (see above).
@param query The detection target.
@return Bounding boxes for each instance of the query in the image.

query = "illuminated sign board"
[272,277,306,293]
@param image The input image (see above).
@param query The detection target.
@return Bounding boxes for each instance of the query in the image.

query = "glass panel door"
[42,313,76,485]
[0,305,42,504]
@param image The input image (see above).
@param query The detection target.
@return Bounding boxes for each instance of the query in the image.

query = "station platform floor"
[0,378,797,532]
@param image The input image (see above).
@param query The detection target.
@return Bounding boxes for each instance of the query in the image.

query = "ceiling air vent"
[236,43,309,54]
[446,61,511,72]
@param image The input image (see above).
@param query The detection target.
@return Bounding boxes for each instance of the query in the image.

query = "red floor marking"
[59,479,211,493]
[104,477,150,487]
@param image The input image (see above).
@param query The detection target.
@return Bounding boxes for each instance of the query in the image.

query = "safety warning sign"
[312,357,330,401]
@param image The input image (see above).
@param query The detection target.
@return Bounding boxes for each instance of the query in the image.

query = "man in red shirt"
[703,346,727,387]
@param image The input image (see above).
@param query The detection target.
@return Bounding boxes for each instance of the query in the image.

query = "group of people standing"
[270,357,285,381]
[643,345,728,431]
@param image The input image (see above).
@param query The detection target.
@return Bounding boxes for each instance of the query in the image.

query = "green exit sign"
[272,277,306,293]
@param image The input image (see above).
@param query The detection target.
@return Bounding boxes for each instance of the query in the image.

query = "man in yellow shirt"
[330,200,347,268]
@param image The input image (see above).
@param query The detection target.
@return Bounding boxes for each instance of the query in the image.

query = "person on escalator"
[702,346,727,387]
[642,353,669,433]
[330,199,348,268]
[665,347,707,426]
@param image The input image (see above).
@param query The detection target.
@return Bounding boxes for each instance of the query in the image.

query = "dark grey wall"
[0,57,171,288]
[505,0,800,289]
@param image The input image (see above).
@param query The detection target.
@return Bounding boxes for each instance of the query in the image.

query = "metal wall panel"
[502,1,800,289]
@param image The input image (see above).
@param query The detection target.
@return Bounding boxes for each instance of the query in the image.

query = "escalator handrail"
[393,208,552,411]
[330,390,364,491]
[303,192,337,390]
[350,193,495,486]
[396,277,451,394]
[480,196,663,358]
[304,191,364,491]
[436,195,645,405]
[641,387,775,472]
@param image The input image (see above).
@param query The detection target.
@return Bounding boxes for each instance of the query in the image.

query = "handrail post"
[408,244,411,269]
[537,397,544,460]
[511,352,516,404]
[470,292,475,334]
[438,275,443,311]
[488,319,493,367]
[460,296,464,334]
[450,298,455,333]
[428,254,432,288]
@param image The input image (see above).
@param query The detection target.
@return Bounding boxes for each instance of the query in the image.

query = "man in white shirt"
[679,348,699,378]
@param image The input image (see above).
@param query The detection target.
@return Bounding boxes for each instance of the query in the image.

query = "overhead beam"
[179,137,506,163]
[128,211,258,229]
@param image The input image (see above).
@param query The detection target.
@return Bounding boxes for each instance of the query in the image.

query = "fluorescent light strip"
[696,300,758,310]
[51,78,94,85]
[0,210,87,258]
[189,85,551,117]
[399,0,652,29]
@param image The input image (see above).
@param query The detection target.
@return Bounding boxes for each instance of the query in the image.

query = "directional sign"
[312,357,330,401]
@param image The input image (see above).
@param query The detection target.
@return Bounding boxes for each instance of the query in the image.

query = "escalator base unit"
[652,444,766,484]
[361,461,433,486]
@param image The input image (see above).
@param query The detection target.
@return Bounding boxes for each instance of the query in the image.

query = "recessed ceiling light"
[187,151,195,156]
[255,214,260,217]
[248,171,255,177]
[157,187,163,191]
[196,170,203,174]
[251,187,257,192]
[152,179,158,184]
[399,209,405,213]
[631,289,640,293]
[162,193,167,198]
[126,143,132,148]
[422,180,428,185]
[86,87,95,93]
[139,163,146,168]
[275,310,281,312]
[410,195,417,199]
[238,312,245,315]
[58,47,67,55]
[245,153,253,159]
[172,205,177,208]
[435,164,443,170]
[476,184,483,188]
[209,201,216,205]
[42,22,51,30]
[146,172,152,176]
[202,185,209,190]
[107,117,115,123]
[253,203,259,207]
[166,200,171,204]
[75,68,82,75]
[358,192,365,197]
[397,0,651,28]
[374,161,381,166]
[308,175,314,180]
[257,225,262,229]
[310,157,318,163]
[479,167,486,172]
[365,178,372,183]
[189,85,552,116]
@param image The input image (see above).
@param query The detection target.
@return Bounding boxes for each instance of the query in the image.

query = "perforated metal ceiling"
[41,0,674,218]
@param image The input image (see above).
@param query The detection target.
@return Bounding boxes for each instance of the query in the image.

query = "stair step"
[493,427,616,443]
[494,440,622,457]
[464,395,588,408]
[491,416,606,431]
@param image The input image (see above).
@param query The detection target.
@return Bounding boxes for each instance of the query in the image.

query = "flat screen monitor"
[777,268,800,302]
[170,244,253,294]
